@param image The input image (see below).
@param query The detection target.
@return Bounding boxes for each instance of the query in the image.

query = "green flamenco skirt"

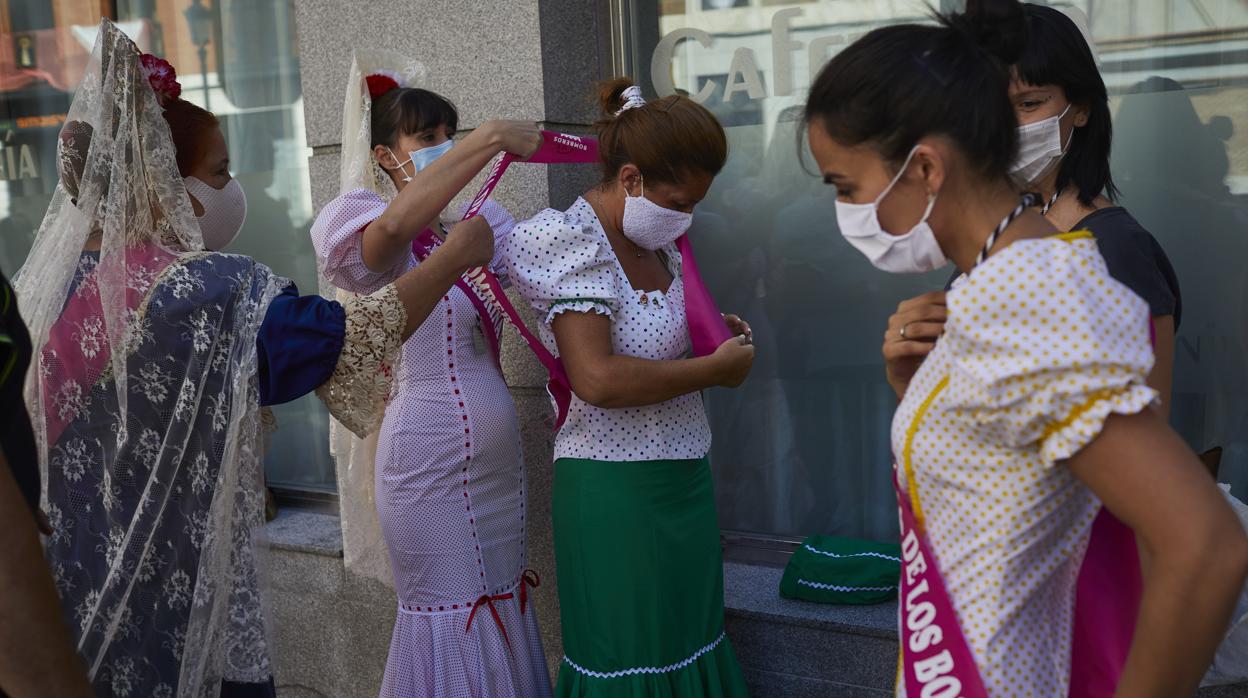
[552,456,750,697]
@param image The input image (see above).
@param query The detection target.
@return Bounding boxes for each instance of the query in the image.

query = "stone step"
[722,561,1248,697]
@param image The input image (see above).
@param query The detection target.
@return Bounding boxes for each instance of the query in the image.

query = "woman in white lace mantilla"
[16,21,496,698]
[309,52,552,698]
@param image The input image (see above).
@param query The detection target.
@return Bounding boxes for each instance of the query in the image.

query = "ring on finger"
[900,323,911,340]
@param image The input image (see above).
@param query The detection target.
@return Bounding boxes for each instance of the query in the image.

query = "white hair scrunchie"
[614,85,647,116]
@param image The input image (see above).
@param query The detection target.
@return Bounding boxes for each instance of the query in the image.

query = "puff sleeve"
[500,208,619,325]
[311,188,408,294]
[941,237,1158,466]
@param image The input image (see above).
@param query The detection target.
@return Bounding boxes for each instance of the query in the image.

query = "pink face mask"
[185,176,248,250]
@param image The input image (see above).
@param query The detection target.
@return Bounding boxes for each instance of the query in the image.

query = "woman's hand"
[483,120,542,159]
[390,215,494,340]
[883,291,946,400]
[723,314,753,344]
[441,216,494,271]
[709,335,755,388]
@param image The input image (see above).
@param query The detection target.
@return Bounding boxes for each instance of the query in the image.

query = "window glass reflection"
[0,0,332,492]
[630,0,1248,542]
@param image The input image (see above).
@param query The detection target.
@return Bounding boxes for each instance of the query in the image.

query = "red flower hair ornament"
[366,70,403,100]
[140,53,182,105]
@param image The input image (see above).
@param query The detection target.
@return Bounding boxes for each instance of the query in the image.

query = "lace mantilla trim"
[562,631,726,679]
[796,579,897,593]
[803,543,901,563]
[316,283,405,438]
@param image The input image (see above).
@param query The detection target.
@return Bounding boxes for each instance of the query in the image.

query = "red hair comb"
[365,71,402,100]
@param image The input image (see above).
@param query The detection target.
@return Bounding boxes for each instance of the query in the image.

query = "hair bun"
[595,77,637,119]
[948,0,1028,66]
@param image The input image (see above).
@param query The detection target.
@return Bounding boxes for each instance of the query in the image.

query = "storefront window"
[621,0,1248,548]
[0,0,334,493]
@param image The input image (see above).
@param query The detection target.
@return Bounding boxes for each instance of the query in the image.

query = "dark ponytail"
[593,76,727,185]
[804,0,1027,180]
[943,0,1028,66]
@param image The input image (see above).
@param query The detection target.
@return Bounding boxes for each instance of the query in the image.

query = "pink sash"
[1065,317,1153,696]
[894,466,990,698]
[677,234,732,356]
[414,130,730,429]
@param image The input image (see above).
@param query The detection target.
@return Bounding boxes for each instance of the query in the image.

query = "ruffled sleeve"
[314,283,406,438]
[500,206,619,324]
[311,188,407,294]
[941,236,1158,466]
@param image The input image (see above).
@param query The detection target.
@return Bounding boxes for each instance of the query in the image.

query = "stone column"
[292,0,609,682]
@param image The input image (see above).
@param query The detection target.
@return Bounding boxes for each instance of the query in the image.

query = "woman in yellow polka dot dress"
[803,1,1248,696]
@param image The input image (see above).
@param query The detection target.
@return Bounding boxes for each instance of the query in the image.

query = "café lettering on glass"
[649,8,869,103]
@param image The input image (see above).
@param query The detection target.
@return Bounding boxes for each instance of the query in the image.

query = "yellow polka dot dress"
[892,235,1157,697]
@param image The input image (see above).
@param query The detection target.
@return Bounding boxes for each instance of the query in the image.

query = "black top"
[947,206,1182,328]
[1073,206,1182,329]
[0,267,39,519]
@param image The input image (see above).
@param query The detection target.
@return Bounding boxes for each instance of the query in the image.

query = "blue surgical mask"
[411,138,454,173]
[385,139,454,183]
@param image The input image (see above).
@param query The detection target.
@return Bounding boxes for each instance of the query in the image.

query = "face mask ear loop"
[875,146,921,207]
[384,146,413,183]
[920,191,938,224]
[1057,104,1076,156]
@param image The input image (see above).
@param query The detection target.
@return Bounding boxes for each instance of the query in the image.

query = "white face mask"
[185,176,247,251]
[834,146,947,274]
[620,178,693,251]
[1011,104,1072,187]
[385,139,453,183]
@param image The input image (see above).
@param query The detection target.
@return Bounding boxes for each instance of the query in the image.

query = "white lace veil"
[15,19,280,696]
[338,50,426,198]
[326,50,427,587]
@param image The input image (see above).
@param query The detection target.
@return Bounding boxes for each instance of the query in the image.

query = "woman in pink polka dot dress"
[311,56,551,698]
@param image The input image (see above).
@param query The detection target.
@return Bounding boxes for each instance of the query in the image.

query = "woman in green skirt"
[501,77,755,696]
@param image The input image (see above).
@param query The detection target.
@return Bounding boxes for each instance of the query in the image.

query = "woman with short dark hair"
[884,3,1181,420]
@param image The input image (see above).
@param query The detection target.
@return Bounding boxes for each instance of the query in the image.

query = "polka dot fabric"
[311,190,550,698]
[892,237,1156,697]
[500,197,712,462]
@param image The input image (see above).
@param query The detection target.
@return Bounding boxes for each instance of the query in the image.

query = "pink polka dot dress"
[312,189,551,698]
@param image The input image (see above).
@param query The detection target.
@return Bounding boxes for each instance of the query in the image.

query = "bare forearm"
[0,457,91,697]
[364,127,502,271]
[1070,411,1248,697]
[575,354,719,408]
[1115,546,1242,696]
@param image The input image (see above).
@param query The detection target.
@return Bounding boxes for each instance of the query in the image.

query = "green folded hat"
[779,535,901,605]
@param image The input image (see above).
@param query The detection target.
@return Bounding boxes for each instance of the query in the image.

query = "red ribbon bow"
[466,591,515,653]
[464,571,541,655]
